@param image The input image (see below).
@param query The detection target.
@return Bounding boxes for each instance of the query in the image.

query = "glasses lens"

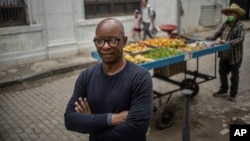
[94,39,104,47]
[108,38,119,47]
[94,37,121,48]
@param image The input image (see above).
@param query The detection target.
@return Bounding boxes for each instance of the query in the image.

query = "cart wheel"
[155,104,175,129]
[180,78,199,98]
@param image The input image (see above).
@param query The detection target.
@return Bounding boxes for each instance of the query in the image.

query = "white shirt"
[141,5,153,23]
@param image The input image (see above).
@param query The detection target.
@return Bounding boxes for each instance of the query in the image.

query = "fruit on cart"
[180,44,206,52]
[169,41,177,47]
[140,38,186,48]
[134,54,154,64]
[176,40,185,47]
[124,54,154,64]
[124,54,135,62]
[145,48,182,59]
[123,43,152,53]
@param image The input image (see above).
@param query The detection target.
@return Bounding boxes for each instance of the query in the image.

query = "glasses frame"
[93,37,123,48]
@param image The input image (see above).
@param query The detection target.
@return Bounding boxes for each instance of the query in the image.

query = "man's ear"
[123,36,128,44]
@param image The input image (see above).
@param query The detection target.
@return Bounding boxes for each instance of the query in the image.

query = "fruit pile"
[123,43,152,53]
[140,38,186,48]
[123,38,207,64]
[179,44,205,52]
[124,54,154,64]
[124,47,182,64]
[144,48,182,59]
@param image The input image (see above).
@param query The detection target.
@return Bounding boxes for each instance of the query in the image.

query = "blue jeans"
[142,22,153,40]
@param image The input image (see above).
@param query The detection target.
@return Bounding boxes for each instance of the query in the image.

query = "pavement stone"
[0,20,249,141]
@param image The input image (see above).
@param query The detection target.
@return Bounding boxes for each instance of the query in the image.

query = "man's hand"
[111,111,128,126]
[219,40,227,44]
[75,97,92,114]
[212,40,227,46]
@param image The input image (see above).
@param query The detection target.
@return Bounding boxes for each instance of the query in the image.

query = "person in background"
[132,9,142,42]
[207,3,246,101]
[141,0,154,40]
[64,18,153,141]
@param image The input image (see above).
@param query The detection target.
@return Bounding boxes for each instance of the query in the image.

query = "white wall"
[43,0,78,58]
[0,25,45,68]
[148,0,178,36]
[180,0,229,34]
[149,0,178,25]
[179,0,202,34]
[0,0,180,68]
[1,0,228,68]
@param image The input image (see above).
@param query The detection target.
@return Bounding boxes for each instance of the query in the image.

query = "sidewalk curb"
[0,61,97,88]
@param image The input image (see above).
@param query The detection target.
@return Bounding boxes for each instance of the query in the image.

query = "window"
[0,0,28,27]
[84,0,141,19]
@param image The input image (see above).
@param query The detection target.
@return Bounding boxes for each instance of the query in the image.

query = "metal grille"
[0,0,27,27]
[200,5,222,27]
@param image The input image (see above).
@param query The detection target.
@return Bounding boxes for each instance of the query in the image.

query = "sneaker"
[228,96,236,101]
[213,90,227,97]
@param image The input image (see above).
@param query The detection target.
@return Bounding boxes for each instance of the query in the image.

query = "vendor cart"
[147,43,229,129]
[91,42,229,129]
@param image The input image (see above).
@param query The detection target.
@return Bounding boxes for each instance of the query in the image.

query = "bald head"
[96,18,125,36]
[94,18,127,65]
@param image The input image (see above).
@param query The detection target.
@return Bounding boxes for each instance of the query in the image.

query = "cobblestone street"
[0,31,250,141]
[0,70,89,141]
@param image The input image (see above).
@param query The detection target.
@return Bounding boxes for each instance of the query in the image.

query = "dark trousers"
[142,22,153,40]
[219,58,242,97]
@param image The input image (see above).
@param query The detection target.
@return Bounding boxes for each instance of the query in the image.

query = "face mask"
[227,16,235,22]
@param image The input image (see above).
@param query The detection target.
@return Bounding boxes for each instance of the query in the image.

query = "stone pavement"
[0,21,250,141]
[0,72,90,141]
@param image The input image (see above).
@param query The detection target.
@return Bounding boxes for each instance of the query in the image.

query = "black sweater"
[64,61,153,141]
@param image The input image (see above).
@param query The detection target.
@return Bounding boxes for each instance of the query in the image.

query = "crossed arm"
[75,97,128,126]
[64,71,153,141]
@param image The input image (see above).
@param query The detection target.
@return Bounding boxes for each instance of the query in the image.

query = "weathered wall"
[1,0,226,68]
[180,0,229,34]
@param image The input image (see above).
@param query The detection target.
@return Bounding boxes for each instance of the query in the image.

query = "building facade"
[0,0,227,68]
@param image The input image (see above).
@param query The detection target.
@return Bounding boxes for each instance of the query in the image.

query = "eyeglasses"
[93,37,122,48]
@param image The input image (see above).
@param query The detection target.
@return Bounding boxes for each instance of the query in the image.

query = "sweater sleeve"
[92,71,153,141]
[228,23,246,46]
[64,71,109,134]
